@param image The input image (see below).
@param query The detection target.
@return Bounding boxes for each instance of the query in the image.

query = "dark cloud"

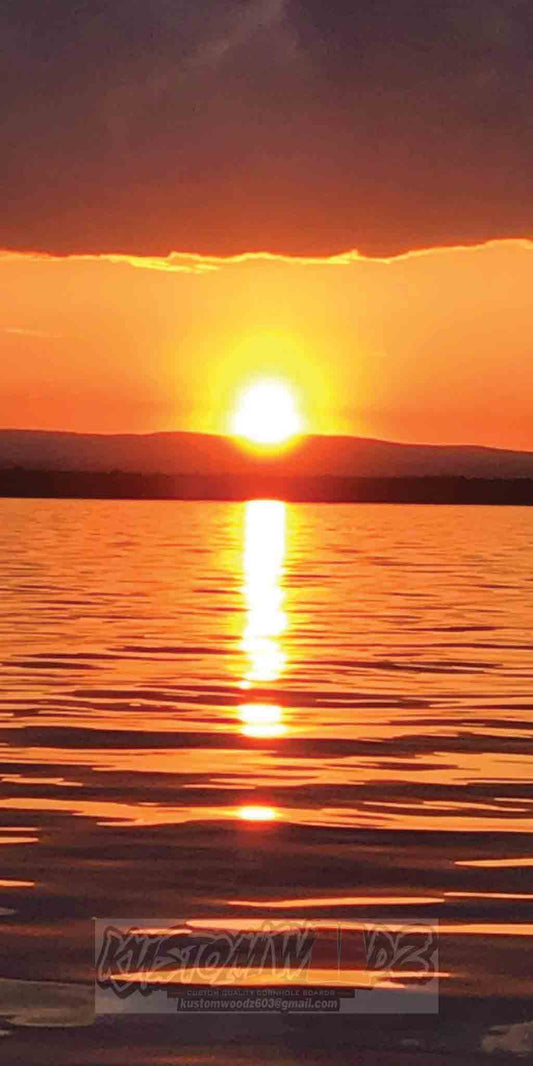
[2,0,532,255]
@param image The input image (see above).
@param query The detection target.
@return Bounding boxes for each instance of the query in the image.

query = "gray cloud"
[1,0,532,256]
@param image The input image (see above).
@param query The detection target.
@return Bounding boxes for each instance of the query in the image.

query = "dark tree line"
[1,468,533,504]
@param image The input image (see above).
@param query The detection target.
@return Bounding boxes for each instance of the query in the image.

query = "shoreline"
[2,470,533,504]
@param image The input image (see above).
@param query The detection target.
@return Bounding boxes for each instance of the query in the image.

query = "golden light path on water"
[238,499,287,819]
[0,501,533,1007]
[241,499,287,687]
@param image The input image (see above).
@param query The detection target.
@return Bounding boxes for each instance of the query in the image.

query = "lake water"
[0,499,532,1053]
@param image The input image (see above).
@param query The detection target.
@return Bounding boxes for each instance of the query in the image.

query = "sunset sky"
[1,240,532,448]
[2,0,533,448]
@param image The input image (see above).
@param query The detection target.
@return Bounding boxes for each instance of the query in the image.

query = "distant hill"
[1,428,533,480]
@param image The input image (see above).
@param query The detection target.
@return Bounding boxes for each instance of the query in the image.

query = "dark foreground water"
[0,499,532,1060]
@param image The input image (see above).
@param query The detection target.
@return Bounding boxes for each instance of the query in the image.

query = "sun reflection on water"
[238,805,278,822]
[241,499,287,687]
[239,703,286,739]
[236,500,287,818]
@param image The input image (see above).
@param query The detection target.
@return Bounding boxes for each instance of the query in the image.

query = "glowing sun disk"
[232,381,302,444]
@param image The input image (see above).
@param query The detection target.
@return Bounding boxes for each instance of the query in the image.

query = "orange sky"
[1,239,532,449]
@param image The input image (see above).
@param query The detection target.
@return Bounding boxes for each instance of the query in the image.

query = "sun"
[232,380,303,445]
